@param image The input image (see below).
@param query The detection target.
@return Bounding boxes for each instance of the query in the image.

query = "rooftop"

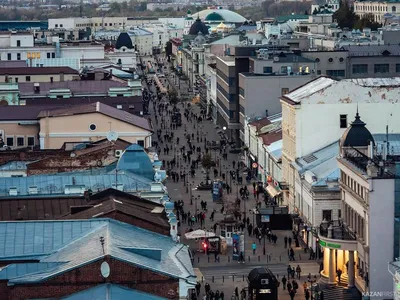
[275,14,309,23]
[341,44,400,56]
[0,66,78,75]
[293,141,340,187]
[0,219,195,285]
[37,102,152,132]
[18,80,127,97]
[282,76,400,104]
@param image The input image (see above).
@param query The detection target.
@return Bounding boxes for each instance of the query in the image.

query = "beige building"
[354,0,400,23]
[38,102,153,149]
[0,67,79,84]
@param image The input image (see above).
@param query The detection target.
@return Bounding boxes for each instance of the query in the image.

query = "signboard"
[261,215,270,223]
[319,240,341,249]
[252,162,258,169]
[232,233,240,260]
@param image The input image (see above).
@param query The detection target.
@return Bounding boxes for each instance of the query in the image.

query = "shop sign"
[261,215,270,222]
[319,240,341,249]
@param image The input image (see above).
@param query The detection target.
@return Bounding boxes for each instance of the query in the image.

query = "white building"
[0,32,104,62]
[128,28,153,56]
[280,76,400,214]
[316,120,400,298]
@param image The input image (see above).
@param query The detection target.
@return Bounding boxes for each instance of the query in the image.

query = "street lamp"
[189,182,192,204]
[263,234,266,255]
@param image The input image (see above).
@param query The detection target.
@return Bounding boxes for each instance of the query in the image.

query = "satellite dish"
[100,261,110,278]
[106,131,119,142]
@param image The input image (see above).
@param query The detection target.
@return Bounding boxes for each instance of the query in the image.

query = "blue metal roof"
[58,284,167,300]
[0,219,195,285]
[0,171,152,197]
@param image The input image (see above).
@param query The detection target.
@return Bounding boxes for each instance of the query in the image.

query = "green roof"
[185,16,194,20]
[275,14,309,23]
[205,12,225,21]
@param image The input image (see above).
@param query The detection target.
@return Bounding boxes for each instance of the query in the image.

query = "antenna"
[100,236,105,254]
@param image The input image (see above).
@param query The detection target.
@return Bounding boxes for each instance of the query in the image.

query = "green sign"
[319,240,341,249]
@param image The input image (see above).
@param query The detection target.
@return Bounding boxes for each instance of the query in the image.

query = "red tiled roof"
[249,117,271,131]
[0,66,78,75]
[260,129,282,146]
[38,102,153,132]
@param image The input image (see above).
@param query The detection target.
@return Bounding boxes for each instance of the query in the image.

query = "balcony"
[319,220,356,241]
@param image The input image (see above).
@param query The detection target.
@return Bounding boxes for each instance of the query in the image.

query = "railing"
[319,220,357,241]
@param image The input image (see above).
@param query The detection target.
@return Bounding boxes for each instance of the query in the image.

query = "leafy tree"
[201,153,215,181]
[354,13,381,30]
[168,88,179,105]
[333,0,358,29]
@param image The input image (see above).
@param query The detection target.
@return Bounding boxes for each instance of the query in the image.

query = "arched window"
[117,58,122,65]
[392,6,396,12]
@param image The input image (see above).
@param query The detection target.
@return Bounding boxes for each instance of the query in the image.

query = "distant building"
[0,66,78,84]
[354,0,400,23]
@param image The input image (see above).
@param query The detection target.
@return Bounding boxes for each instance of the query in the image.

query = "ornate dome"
[192,8,247,24]
[205,12,225,22]
[193,32,206,46]
[115,32,133,50]
[189,17,209,35]
[341,111,375,147]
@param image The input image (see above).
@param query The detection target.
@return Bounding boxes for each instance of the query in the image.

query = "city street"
[144,55,320,300]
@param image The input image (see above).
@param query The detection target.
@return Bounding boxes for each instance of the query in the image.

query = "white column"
[348,250,355,287]
[328,248,336,284]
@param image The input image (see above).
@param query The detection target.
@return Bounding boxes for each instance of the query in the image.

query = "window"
[52,53,55,58]
[55,24,58,28]
[17,137,24,147]
[50,77,53,83]
[315,58,320,62]
[352,64,368,74]
[338,209,342,219]
[6,136,14,147]
[396,64,400,73]
[239,87,245,97]
[281,88,289,95]
[47,53,51,59]
[328,58,333,63]
[25,76,31,82]
[317,70,321,75]
[16,40,20,47]
[326,70,345,77]
[392,5,396,12]
[263,66,272,73]
[137,140,145,147]
[17,53,21,60]
[374,64,389,73]
[60,24,63,28]
[89,124,97,131]
[14,78,18,83]
[27,137,35,146]
[281,66,288,73]
[7,53,11,60]
[339,57,344,63]
[322,210,332,222]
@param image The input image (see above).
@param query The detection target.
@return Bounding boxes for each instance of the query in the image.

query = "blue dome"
[116,32,133,50]
[117,144,154,180]
[189,17,209,35]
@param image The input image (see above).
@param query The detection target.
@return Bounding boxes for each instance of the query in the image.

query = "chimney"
[265,110,269,117]
[34,82,40,93]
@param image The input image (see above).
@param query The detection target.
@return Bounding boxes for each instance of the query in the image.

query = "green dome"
[187,9,191,14]
[205,12,225,22]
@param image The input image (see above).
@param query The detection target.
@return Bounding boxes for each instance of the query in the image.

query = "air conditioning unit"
[115,150,123,157]
[261,279,269,285]
[9,187,18,196]
[28,186,38,195]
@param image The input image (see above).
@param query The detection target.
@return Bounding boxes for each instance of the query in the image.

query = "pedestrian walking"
[289,289,296,300]
[296,265,302,279]
[284,236,288,248]
[196,282,201,296]
[305,289,310,300]
[252,242,257,255]
[282,275,287,290]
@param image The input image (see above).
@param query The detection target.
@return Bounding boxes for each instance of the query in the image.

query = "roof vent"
[64,185,85,195]
[9,187,18,196]
[28,186,38,195]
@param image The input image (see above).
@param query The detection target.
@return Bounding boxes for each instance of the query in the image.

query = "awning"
[266,185,281,198]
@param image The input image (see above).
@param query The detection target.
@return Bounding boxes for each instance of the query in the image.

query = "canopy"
[185,229,216,239]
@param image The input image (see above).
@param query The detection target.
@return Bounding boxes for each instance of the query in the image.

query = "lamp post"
[190,182,193,204]
[222,126,227,140]
[263,234,266,255]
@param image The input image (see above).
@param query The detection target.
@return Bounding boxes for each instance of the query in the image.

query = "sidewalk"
[148,55,320,271]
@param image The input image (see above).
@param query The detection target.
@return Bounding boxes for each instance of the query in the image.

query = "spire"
[356,103,359,118]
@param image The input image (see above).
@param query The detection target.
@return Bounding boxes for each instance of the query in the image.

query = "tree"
[201,153,215,181]
[333,0,358,29]
[354,13,381,30]
[168,88,179,105]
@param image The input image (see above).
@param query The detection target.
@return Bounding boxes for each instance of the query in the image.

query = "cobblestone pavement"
[144,56,320,299]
